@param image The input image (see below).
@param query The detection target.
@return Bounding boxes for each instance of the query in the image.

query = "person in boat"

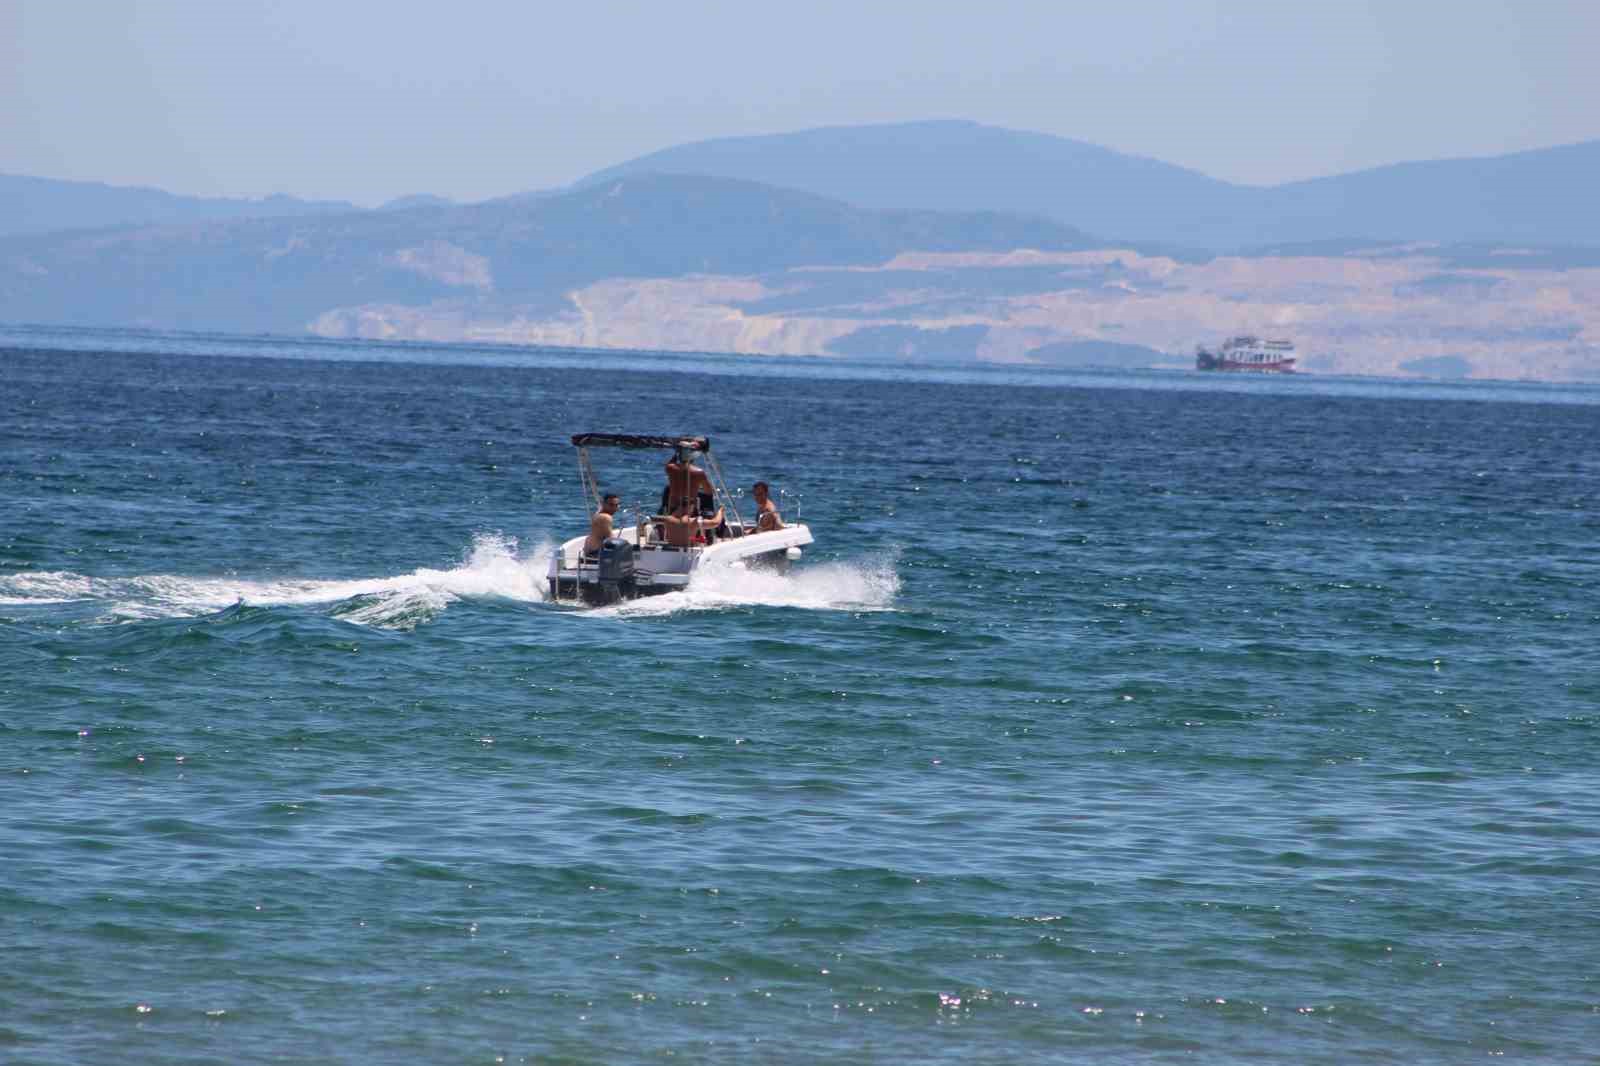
[752,481,784,532]
[583,491,621,557]
[656,500,723,548]
[662,449,716,517]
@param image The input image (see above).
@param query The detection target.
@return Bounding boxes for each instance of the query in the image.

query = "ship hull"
[1196,357,1297,373]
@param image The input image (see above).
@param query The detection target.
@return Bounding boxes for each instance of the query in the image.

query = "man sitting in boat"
[752,481,784,532]
[655,501,724,548]
[583,491,621,557]
[662,449,716,517]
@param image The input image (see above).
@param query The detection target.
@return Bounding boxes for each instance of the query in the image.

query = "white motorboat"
[547,433,813,605]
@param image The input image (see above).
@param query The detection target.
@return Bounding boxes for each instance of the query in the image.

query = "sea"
[2,324,1597,1064]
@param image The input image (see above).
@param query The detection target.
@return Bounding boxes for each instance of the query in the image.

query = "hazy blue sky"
[4,0,1598,205]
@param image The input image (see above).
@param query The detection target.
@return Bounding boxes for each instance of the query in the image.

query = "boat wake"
[0,534,553,629]
[0,535,898,629]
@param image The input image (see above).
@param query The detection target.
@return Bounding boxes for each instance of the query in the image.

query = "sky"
[4,0,1599,206]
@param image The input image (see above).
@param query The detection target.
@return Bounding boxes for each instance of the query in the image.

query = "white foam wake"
[0,533,553,629]
[0,538,898,628]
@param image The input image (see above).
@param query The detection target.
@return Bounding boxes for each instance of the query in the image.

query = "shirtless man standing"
[752,481,784,532]
[583,492,621,555]
[657,502,724,548]
[663,450,716,516]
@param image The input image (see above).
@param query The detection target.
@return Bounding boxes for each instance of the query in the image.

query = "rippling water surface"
[3,326,1598,1063]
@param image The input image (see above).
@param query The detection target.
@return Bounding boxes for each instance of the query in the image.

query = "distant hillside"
[379,194,455,211]
[0,173,1096,333]
[0,173,361,238]
[581,120,1246,249]
[6,162,1596,381]
[1256,140,1600,246]
[579,120,1600,250]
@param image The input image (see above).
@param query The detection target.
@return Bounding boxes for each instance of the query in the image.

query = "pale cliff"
[308,248,1600,381]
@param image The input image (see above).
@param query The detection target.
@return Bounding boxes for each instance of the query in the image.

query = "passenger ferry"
[1195,336,1297,372]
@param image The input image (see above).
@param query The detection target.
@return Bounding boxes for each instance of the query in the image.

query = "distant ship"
[1195,336,1297,372]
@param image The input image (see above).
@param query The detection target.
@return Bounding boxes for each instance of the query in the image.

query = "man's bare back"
[664,456,714,515]
[657,505,723,548]
[584,493,620,554]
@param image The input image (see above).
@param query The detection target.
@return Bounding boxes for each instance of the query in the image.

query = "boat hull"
[546,523,813,605]
[1196,356,1297,372]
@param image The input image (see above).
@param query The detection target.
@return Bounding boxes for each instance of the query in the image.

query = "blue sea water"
[2,325,1598,1063]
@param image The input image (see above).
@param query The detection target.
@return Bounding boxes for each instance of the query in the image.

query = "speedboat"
[547,433,814,605]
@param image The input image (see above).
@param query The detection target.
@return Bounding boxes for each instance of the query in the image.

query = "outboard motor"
[591,537,637,605]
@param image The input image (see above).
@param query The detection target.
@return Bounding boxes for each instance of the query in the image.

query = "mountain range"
[0,173,363,238]
[0,174,1094,334]
[3,121,1599,379]
[582,120,1600,250]
[9,121,1600,251]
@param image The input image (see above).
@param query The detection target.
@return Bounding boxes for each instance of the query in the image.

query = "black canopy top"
[570,433,710,453]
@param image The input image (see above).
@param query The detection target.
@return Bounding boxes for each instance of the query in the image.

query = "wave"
[0,536,897,628]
